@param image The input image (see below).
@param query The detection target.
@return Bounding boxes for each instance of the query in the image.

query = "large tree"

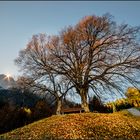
[15,14,140,112]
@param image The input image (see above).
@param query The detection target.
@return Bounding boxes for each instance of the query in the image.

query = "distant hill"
[0,74,16,89]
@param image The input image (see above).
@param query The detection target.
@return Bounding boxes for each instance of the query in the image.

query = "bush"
[105,98,133,112]
[31,99,53,121]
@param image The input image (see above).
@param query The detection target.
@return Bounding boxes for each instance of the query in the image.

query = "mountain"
[0,74,16,89]
[0,88,40,108]
[0,74,55,108]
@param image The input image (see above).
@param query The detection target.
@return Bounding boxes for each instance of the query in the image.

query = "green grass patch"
[135,107,140,111]
[1,111,140,139]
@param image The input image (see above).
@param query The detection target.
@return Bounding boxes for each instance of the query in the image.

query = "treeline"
[105,87,140,112]
[0,88,54,134]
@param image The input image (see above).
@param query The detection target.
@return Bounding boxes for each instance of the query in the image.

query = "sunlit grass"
[1,111,140,140]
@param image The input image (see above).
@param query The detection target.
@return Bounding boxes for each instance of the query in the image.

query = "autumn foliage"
[1,112,140,140]
[126,87,140,107]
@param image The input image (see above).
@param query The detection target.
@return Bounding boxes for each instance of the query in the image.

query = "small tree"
[17,75,73,115]
[125,87,140,107]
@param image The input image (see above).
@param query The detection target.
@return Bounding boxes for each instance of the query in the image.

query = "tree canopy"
[15,14,140,112]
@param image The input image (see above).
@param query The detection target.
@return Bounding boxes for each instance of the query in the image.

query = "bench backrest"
[61,107,84,114]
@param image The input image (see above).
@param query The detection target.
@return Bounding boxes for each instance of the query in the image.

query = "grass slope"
[1,111,140,140]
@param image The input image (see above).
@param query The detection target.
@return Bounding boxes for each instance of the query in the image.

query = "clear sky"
[0,1,140,78]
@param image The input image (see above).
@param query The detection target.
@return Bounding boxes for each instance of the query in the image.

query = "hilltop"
[1,111,140,140]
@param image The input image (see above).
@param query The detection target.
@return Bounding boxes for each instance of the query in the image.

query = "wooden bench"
[61,107,84,114]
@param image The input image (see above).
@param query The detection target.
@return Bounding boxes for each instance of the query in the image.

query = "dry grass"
[1,111,140,140]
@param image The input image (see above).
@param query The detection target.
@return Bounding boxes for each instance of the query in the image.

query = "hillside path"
[127,108,140,117]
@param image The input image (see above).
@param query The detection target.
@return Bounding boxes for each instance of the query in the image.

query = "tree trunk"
[80,88,90,113]
[112,103,116,113]
[56,99,62,115]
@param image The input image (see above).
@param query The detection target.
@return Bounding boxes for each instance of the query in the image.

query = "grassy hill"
[1,111,140,140]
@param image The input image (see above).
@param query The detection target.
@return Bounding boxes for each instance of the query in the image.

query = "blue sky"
[0,1,140,78]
